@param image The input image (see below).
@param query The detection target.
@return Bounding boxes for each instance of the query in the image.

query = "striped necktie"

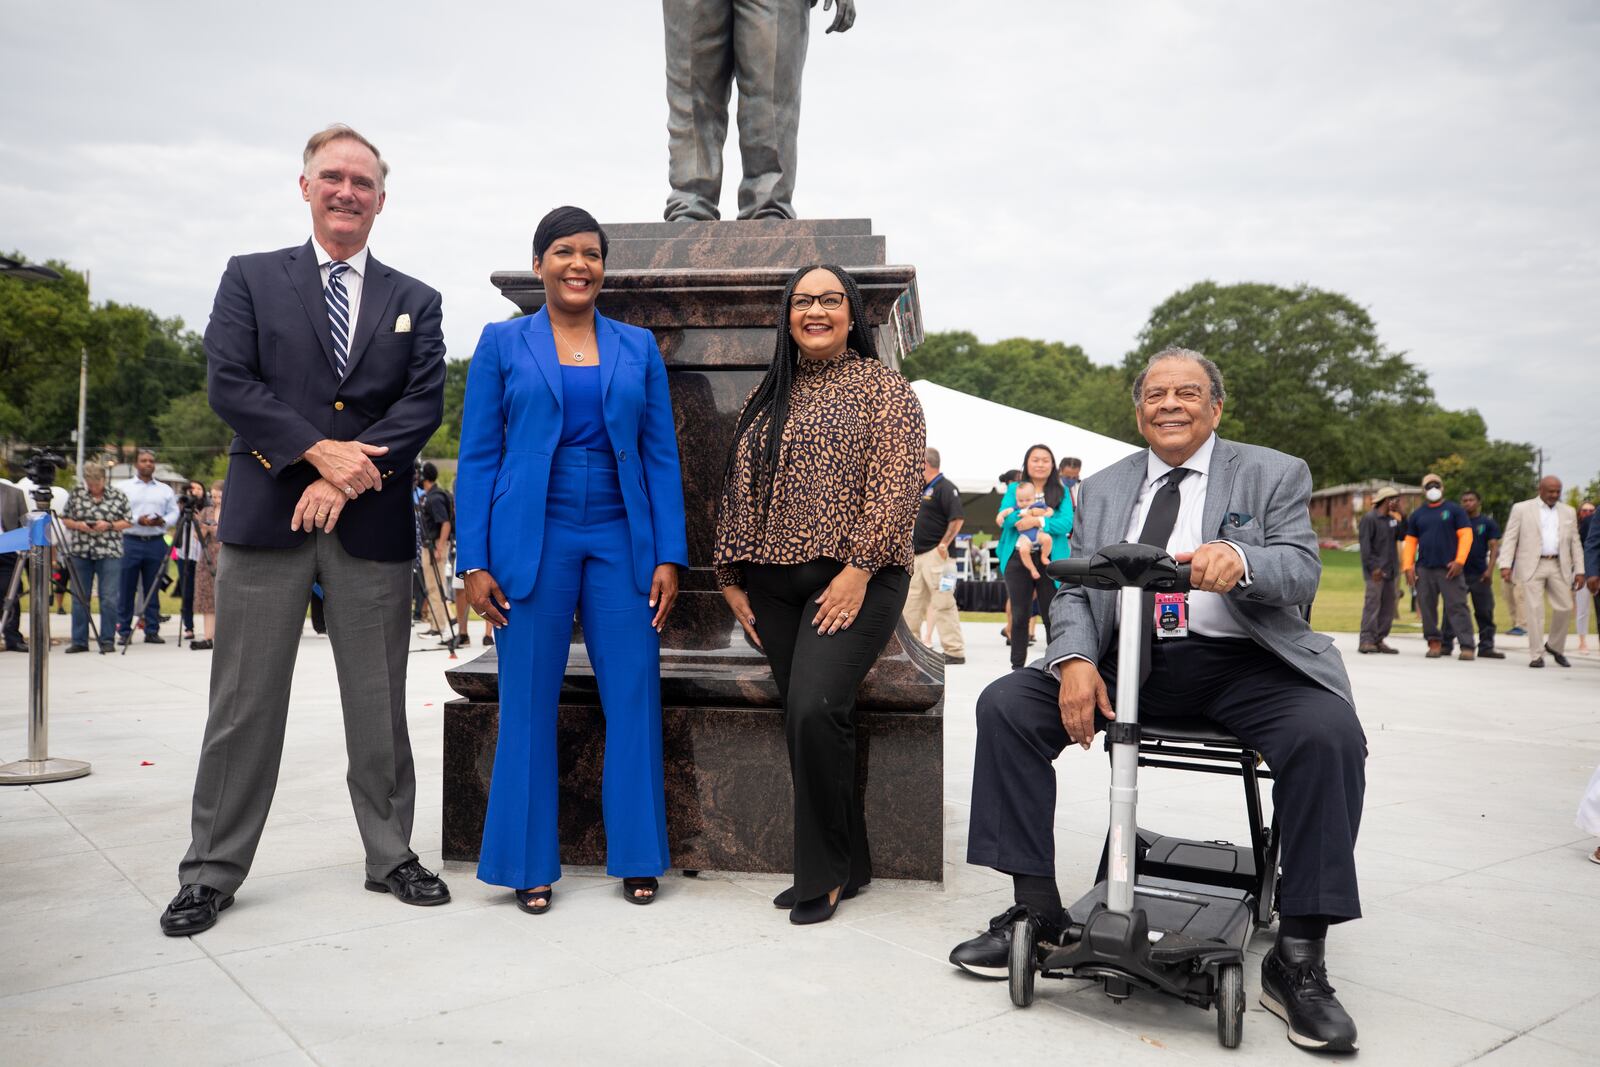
[326,260,351,376]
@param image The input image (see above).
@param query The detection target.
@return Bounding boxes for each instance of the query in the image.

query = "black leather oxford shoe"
[1260,936,1359,1053]
[160,883,234,937]
[364,860,451,906]
[948,903,1057,979]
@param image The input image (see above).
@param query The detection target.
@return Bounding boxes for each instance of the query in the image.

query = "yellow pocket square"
[394,313,412,333]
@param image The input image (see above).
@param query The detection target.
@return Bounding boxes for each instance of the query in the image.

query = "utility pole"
[75,270,90,475]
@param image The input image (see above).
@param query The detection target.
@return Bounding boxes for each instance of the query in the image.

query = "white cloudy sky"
[3,1,1595,487]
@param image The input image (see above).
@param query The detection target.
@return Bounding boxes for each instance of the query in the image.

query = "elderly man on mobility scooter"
[950,348,1365,1053]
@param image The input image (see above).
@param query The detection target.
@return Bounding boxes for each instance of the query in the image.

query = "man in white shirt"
[114,449,178,644]
[950,349,1363,1054]
[1497,477,1585,667]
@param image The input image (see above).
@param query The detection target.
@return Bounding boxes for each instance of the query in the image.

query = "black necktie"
[1136,467,1191,682]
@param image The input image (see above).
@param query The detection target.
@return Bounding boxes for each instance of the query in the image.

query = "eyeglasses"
[790,291,846,311]
[1141,385,1207,405]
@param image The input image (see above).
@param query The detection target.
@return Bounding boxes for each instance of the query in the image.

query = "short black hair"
[1059,456,1081,469]
[420,462,438,482]
[999,468,1021,484]
[1460,489,1480,500]
[533,206,608,262]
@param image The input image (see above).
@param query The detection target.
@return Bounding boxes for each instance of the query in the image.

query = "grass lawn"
[961,549,1552,637]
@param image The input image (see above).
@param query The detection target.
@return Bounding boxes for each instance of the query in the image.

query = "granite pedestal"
[443,219,943,882]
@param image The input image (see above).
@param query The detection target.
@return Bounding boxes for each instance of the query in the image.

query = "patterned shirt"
[63,486,133,559]
[714,350,925,587]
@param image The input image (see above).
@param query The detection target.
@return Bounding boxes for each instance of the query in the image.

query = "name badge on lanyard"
[1154,591,1188,638]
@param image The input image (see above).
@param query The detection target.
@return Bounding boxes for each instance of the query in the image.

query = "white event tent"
[910,380,1143,495]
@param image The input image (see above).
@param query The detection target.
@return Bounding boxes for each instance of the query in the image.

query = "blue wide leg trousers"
[477,448,671,889]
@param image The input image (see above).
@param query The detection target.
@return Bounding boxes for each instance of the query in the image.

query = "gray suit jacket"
[1039,436,1354,708]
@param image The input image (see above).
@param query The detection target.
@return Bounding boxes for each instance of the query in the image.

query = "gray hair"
[1131,347,1226,406]
[82,461,106,482]
[136,448,157,461]
[924,447,941,469]
[303,123,389,184]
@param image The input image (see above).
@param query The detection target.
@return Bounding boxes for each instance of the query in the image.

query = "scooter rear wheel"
[1216,962,1244,1048]
[1008,917,1036,1007]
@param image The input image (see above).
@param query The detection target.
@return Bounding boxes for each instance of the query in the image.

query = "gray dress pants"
[663,0,810,220]
[1415,566,1473,646]
[179,532,418,894]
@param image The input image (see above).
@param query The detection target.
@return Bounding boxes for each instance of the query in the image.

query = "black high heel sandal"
[514,886,553,914]
[622,877,659,905]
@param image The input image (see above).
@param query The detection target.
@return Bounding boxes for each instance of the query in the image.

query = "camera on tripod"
[22,450,66,509]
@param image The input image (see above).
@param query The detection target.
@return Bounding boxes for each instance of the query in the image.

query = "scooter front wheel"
[1008,917,1037,1007]
[1216,961,1244,1048]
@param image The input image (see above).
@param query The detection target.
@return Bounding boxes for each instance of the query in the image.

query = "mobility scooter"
[1005,542,1279,1049]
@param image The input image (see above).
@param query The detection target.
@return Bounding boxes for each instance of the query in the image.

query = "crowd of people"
[1357,473,1595,667]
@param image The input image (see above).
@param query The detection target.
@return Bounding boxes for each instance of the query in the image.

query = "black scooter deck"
[1066,875,1255,951]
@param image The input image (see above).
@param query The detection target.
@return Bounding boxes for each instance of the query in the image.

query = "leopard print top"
[714,350,926,587]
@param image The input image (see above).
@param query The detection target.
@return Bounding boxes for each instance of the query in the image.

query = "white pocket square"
[394,313,412,333]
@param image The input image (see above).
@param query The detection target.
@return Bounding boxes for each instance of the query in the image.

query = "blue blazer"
[205,240,446,562]
[455,309,688,599]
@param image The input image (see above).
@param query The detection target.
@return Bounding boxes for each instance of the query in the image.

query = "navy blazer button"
[334,401,345,411]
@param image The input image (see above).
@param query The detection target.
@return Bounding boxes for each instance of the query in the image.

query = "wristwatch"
[457,568,482,579]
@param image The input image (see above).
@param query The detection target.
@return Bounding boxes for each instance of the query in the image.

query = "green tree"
[1430,439,1538,525]
[421,358,470,459]
[152,390,233,476]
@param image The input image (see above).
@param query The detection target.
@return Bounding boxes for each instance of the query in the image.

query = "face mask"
[1425,487,1443,503]
[1063,477,1079,488]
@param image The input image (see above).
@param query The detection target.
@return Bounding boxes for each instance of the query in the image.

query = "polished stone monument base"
[441,697,943,882]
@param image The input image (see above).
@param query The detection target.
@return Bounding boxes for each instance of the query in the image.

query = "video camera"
[22,449,66,508]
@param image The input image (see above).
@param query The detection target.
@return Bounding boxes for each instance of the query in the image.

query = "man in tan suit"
[1498,476,1586,668]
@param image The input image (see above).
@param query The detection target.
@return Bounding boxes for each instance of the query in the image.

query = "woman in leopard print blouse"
[713,264,925,925]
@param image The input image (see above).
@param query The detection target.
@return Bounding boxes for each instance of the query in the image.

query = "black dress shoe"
[118,632,132,646]
[98,643,115,653]
[364,859,451,906]
[4,639,28,653]
[144,633,166,644]
[943,653,966,664]
[190,639,213,650]
[1545,644,1571,668]
[1478,648,1505,659]
[1530,657,1545,668]
[160,883,234,937]
[1260,936,1358,1052]
[773,877,867,910]
[483,633,494,646]
[65,643,90,654]
[949,903,1053,979]
[789,889,842,925]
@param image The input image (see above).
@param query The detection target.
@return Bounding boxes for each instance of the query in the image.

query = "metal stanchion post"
[0,518,91,784]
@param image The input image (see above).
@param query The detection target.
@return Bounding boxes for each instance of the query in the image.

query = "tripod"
[420,542,460,659]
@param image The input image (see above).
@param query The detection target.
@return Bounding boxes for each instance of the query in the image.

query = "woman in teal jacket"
[996,444,1073,669]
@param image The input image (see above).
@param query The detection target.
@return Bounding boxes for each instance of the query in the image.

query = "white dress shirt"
[314,240,368,347]
[117,475,178,537]
[1537,501,1560,556]
[1123,434,1251,639]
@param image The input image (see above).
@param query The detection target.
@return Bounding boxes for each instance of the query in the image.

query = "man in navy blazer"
[162,124,449,936]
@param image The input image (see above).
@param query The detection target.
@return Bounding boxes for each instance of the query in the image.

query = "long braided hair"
[722,264,880,513]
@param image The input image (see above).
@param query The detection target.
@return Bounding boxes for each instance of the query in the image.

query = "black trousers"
[1442,572,1496,652]
[967,634,1367,920]
[1003,549,1055,669]
[743,559,909,900]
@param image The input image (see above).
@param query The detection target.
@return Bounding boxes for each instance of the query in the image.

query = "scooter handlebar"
[1045,543,1193,592]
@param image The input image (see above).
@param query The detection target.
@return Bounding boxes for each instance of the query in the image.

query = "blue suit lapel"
[341,255,395,382]
[522,308,562,410]
[285,241,338,376]
[596,313,621,404]
[1203,437,1238,541]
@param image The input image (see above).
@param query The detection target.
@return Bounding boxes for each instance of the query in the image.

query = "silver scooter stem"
[1105,586,1146,913]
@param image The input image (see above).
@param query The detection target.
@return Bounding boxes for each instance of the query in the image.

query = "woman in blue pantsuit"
[455,206,688,912]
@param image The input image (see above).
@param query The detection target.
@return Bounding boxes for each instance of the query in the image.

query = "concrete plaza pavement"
[1,613,1597,1065]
